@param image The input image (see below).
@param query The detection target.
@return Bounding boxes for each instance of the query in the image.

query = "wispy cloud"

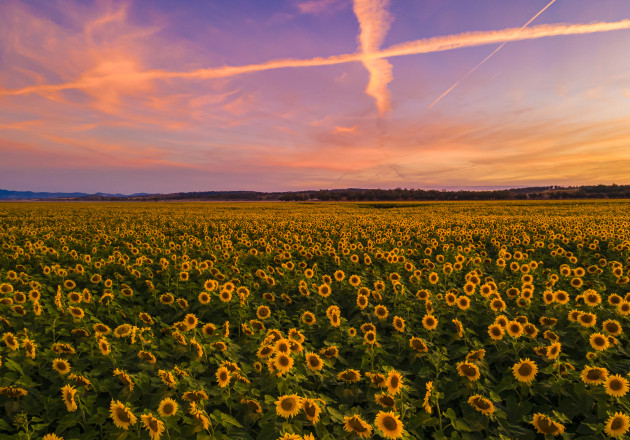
[297,0,345,15]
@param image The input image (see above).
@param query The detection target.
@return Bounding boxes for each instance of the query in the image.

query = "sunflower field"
[1,200,630,440]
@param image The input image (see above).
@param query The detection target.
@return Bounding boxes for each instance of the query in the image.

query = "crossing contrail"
[428,0,557,109]
[2,18,630,98]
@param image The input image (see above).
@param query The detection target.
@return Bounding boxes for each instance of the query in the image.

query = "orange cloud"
[333,125,358,133]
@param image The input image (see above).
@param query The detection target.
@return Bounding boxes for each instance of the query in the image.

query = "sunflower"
[341,414,372,438]
[257,306,271,320]
[512,359,538,384]
[334,270,345,281]
[468,395,494,416]
[493,315,508,327]
[138,351,157,364]
[546,342,561,360]
[321,345,339,358]
[275,338,291,354]
[375,393,396,409]
[305,352,324,372]
[456,296,470,310]
[531,413,565,436]
[277,434,301,440]
[374,305,389,320]
[590,332,610,351]
[363,330,378,346]
[506,321,523,338]
[302,398,322,423]
[69,373,91,390]
[384,369,404,395]
[198,291,211,304]
[409,337,428,353]
[416,289,430,301]
[275,395,301,418]
[348,275,361,286]
[581,366,608,385]
[539,316,558,327]
[273,353,294,376]
[605,375,629,397]
[141,413,165,440]
[2,332,18,351]
[375,411,404,439]
[317,284,332,298]
[554,290,569,304]
[52,358,71,375]
[356,294,369,309]
[42,435,63,440]
[93,323,111,335]
[348,327,357,337]
[577,312,598,328]
[302,311,316,326]
[543,330,559,342]
[523,323,539,338]
[216,366,231,387]
[422,381,433,413]
[490,298,506,312]
[67,292,81,304]
[571,277,583,288]
[422,314,438,331]
[114,324,132,338]
[361,323,376,333]
[488,323,504,341]
[445,292,457,306]
[158,370,177,388]
[110,400,137,430]
[159,293,174,305]
[583,289,602,307]
[158,398,178,417]
[605,412,630,438]
[465,348,486,362]
[329,313,341,327]
[603,319,623,336]
[338,369,361,383]
[61,384,78,412]
[218,288,232,302]
[457,362,480,382]
[241,398,262,414]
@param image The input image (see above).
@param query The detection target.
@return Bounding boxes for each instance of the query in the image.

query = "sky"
[1,0,630,194]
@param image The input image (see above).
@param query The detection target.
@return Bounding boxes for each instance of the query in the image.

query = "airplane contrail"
[353,0,394,115]
[428,0,557,109]
[2,19,630,97]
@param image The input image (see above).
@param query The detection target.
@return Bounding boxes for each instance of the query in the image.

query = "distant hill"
[2,185,630,202]
[0,189,149,200]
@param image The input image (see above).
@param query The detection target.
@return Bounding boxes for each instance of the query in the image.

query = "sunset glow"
[1,0,630,193]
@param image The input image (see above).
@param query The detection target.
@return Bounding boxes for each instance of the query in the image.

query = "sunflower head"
[457,362,481,382]
[110,400,137,430]
[605,375,629,398]
[605,412,630,438]
[531,413,565,436]
[375,411,404,439]
[302,398,322,423]
[158,398,178,417]
[512,359,538,384]
[275,394,302,418]
[467,395,495,416]
[344,414,373,438]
